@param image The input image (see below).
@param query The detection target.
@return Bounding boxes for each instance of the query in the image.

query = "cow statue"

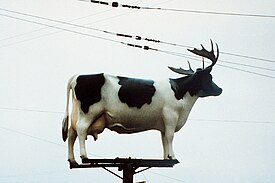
[62,41,222,166]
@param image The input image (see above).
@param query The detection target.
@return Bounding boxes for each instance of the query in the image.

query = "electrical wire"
[0,125,104,158]
[158,51,275,72]
[0,107,274,124]
[0,125,66,148]
[0,9,113,43]
[157,49,275,79]
[0,7,110,34]
[148,170,186,182]
[0,0,146,47]
[189,119,275,124]
[0,107,63,114]
[0,123,185,182]
[1,7,274,65]
[219,52,275,64]
[0,10,274,79]
[79,0,275,19]
[0,3,142,49]
[0,12,122,44]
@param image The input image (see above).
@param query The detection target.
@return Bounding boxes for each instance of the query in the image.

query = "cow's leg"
[161,129,176,159]
[67,97,79,166]
[68,126,78,167]
[162,109,178,159]
[76,116,92,160]
[161,132,168,159]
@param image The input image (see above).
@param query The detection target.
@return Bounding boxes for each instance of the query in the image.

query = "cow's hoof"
[68,160,79,169]
[80,156,89,163]
[167,155,175,160]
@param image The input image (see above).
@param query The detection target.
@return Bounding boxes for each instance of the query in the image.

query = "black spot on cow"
[75,74,105,113]
[118,76,156,108]
[169,75,200,100]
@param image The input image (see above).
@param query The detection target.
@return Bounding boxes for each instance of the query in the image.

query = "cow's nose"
[216,87,222,96]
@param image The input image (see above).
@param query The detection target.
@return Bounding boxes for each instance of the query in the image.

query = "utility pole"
[70,157,179,183]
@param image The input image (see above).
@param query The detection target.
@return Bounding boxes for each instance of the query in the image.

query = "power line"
[0,12,158,54]
[0,125,104,158]
[217,59,275,72]
[0,12,122,44]
[158,51,275,72]
[0,108,273,182]
[0,7,108,35]
[189,119,275,124]
[219,52,275,64]
[217,64,275,79]
[1,10,274,79]
[0,0,145,44]
[148,170,186,182]
[0,0,147,46]
[0,9,113,43]
[0,9,127,49]
[79,0,275,19]
[0,124,183,182]
[1,107,274,124]
[158,50,275,79]
[0,125,66,148]
[1,7,274,65]
[0,4,144,48]
[0,107,64,114]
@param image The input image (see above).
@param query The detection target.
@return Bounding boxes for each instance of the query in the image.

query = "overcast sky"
[0,0,275,183]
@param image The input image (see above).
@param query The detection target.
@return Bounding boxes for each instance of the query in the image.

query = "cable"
[0,0,147,45]
[0,0,145,44]
[0,124,182,182]
[0,9,114,43]
[189,119,275,124]
[0,107,64,114]
[1,107,274,124]
[0,125,66,148]
[0,7,108,35]
[0,12,122,44]
[158,51,275,72]
[79,0,275,19]
[216,59,275,72]
[0,11,159,53]
[157,49,275,79]
[0,125,103,158]
[148,170,186,182]
[0,2,143,49]
[219,52,275,64]
[1,7,274,65]
[217,64,275,79]
[0,11,274,79]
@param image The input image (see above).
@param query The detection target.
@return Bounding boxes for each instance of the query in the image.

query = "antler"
[168,40,219,75]
[168,61,194,75]
[188,40,219,70]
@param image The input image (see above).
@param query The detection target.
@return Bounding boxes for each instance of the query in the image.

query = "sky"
[0,0,275,182]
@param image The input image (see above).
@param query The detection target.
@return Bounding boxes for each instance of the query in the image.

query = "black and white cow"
[62,41,222,166]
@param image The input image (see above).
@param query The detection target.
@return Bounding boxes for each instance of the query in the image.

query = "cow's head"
[168,40,222,97]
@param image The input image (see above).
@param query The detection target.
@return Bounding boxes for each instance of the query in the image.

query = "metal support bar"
[135,167,151,174]
[70,158,179,183]
[102,167,123,180]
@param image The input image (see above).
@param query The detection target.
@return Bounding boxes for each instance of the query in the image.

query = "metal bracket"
[70,157,179,183]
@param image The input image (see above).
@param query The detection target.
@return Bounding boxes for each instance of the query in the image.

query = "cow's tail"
[62,76,75,142]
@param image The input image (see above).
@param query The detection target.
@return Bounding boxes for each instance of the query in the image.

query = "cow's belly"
[104,106,165,134]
